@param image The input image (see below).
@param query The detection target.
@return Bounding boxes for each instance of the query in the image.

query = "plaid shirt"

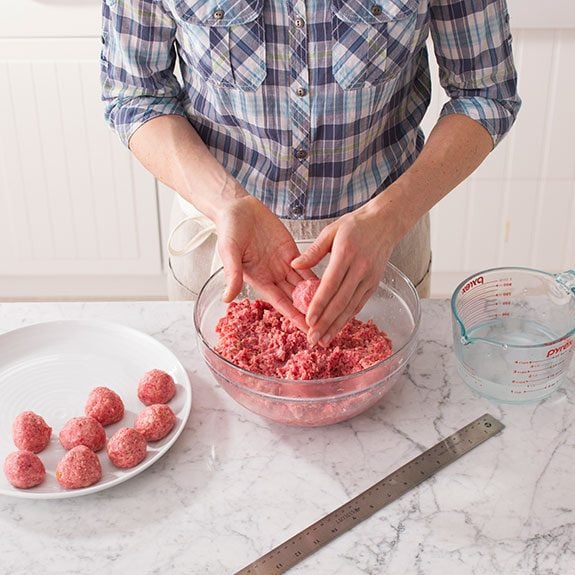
[101,0,520,219]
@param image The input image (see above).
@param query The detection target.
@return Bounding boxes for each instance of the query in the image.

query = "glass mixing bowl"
[194,242,420,426]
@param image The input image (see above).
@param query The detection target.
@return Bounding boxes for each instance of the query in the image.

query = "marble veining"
[0,301,573,575]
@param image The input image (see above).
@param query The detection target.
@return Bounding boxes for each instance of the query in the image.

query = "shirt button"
[296,87,307,97]
[295,149,308,160]
[294,16,305,28]
[370,5,382,16]
[214,9,225,19]
[291,205,304,217]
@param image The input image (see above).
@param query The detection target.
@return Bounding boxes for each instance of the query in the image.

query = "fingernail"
[308,331,320,346]
[307,314,318,327]
[319,334,331,347]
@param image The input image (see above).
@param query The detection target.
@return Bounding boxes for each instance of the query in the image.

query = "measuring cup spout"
[556,269,575,296]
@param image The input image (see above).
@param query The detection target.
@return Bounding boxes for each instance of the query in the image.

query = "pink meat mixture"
[292,278,320,314]
[215,299,392,380]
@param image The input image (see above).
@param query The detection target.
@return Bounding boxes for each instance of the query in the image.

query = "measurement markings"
[458,296,508,311]
[513,370,562,384]
[457,297,500,311]
[458,308,501,325]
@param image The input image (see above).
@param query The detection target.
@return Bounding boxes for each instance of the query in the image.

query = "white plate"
[0,320,192,499]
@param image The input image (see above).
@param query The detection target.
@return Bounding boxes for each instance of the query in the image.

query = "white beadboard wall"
[0,38,165,298]
[426,27,575,297]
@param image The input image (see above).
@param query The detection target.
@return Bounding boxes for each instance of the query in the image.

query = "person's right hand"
[214,194,314,333]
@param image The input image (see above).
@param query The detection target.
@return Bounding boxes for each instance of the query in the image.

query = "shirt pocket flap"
[174,0,263,26]
[331,0,418,23]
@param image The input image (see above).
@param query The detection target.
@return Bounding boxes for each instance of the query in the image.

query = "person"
[101,0,520,347]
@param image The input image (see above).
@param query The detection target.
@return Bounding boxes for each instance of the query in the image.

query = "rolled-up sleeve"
[101,0,187,147]
[430,0,521,146]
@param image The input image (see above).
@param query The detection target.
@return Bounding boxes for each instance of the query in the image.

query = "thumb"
[218,241,244,302]
[291,230,333,270]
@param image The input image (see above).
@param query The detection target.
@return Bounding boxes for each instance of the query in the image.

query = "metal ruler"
[235,413,504,575]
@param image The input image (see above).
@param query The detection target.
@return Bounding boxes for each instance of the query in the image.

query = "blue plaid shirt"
[101,0,520,219]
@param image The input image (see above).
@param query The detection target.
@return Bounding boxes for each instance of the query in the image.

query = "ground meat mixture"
[84,386,125,426]
[12,411,52,453]
[56,445,102,489]
[134,404,176,442]
[4,451,46,489]
[137,369,176,406]
[214,299,393,380]
[107,428,147,469]
[59,416,107,452]
[292,278,320,314]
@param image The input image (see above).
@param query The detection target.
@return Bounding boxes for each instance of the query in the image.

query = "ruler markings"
[235,413,504,575]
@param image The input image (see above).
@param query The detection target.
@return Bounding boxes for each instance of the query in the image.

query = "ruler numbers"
[235,414,504,575]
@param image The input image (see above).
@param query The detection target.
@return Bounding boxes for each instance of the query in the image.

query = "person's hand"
[291,205,395,346]
[215,195,314,333]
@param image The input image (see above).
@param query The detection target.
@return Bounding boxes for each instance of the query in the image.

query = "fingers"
[306,248,378,346]
[291,229,333,270]
[286,267,316,288]
[262,284,309,333]
[305,244,354,330]
[218,241,244,303]
[307,265,366,346]
[352,287,375,317]
[316,284,376,347]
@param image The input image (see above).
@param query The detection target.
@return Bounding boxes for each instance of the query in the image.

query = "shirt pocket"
[171,0,266,91]
[331,0,420,90]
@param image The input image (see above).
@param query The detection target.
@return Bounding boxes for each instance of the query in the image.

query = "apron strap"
[167,210,223,275]
[167,214,217,257]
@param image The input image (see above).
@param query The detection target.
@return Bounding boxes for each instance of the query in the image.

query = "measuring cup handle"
[556,269,575,295]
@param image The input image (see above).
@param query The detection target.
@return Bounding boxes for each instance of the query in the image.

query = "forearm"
[366,114,493,246]
[128,115,248,221]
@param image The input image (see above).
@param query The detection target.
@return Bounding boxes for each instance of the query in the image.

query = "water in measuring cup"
[466,317,558,346]
[458,318,566,403]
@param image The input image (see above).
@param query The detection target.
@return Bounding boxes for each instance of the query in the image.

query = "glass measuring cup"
[451,267,575,403]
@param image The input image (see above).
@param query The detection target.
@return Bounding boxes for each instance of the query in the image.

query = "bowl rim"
[193,260,421,387]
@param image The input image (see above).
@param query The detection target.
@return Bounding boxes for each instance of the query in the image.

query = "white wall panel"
[0,38,162,291]
[507,0,575,29]
[509,30,556,181]
[542,31,575,180]
[463,181,507,271]
[531,181,575,270]
[34,61,78,261]
[499,180,539,265]
[0,0,100,39]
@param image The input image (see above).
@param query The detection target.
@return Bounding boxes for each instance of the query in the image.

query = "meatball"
[4,451,46,489]
[12,411,52,453]
[107,428,147,469]
[292,278,320,315]
[134,404,176,442]
[137,369,176,406]
[84,386,125,426]
[56,445,102,489]
[59,416,107,452]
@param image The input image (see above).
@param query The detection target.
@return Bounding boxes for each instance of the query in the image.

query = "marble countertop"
[0,301,573,575]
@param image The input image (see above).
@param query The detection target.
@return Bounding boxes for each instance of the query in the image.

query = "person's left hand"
[291,204,395,347]
[215,195,315,333]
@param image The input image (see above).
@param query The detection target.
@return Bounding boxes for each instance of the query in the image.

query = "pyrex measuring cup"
[451,267,575,403]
